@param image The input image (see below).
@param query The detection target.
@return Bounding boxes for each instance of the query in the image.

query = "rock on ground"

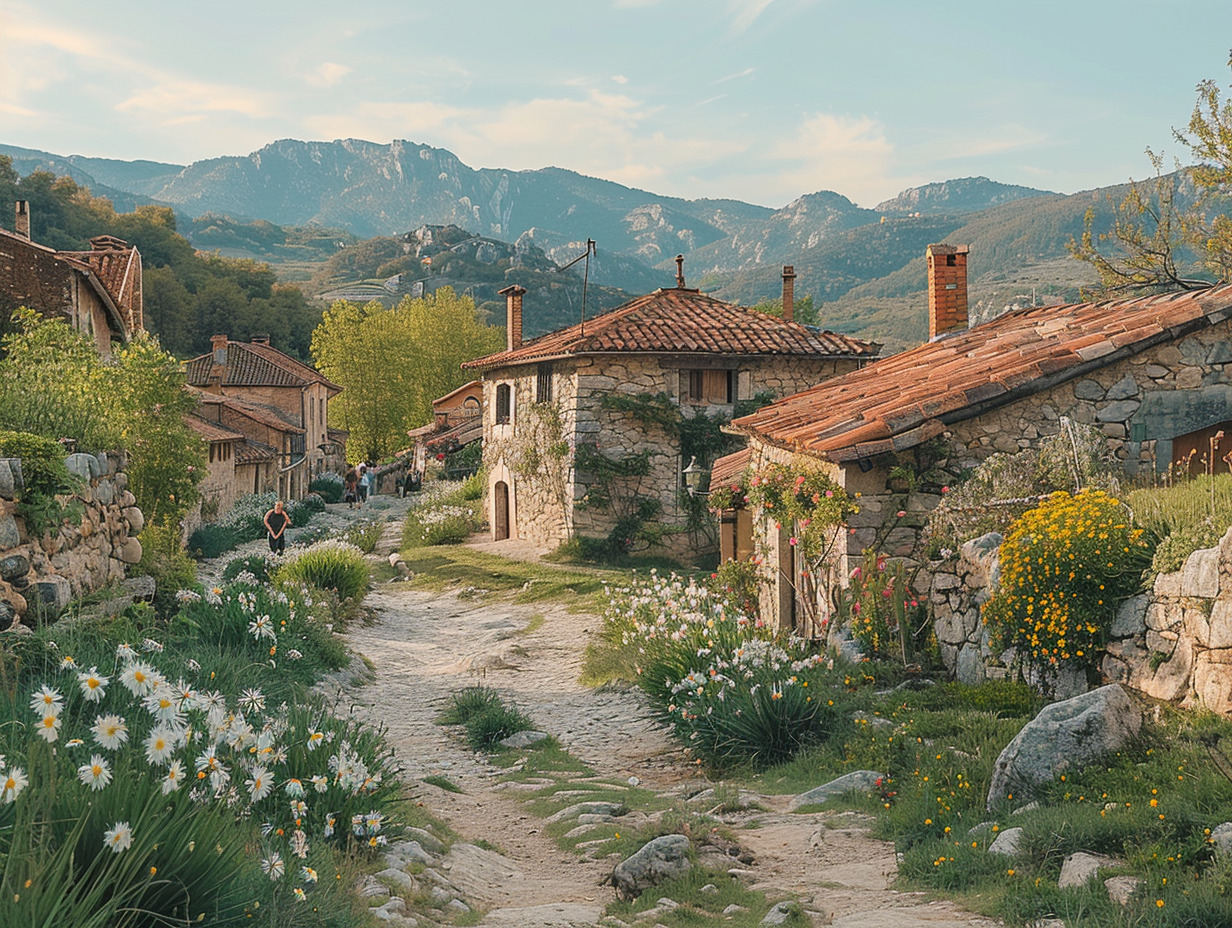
[789,770,885,810]
[1058,852,1119,889]
[611,834,691,900]
[987,685,1141,809]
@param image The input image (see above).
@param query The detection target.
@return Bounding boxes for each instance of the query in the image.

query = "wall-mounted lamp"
[683,455,708,497]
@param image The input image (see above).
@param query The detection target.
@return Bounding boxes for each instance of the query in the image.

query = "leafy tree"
[749,293,820,326]
[311,287,504,462]
[0,310,205,525]
[1070,52,1232,293]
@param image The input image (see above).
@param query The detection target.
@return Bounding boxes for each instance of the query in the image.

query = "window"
[496,383,512,424]
[536,363,553,403]
[686,369,733,405]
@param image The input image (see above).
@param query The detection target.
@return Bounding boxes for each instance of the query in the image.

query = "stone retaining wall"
[927,525,1232,714]
[0,450,145,627]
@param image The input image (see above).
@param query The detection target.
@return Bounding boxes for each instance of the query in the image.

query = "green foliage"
[273,539,370,602]
[186,522,240,559]
[135,520,199,619]
[221,552,275,584]
[438,686,535,751]
[308,473,345,503]
[837,551,929,664]
[311,288,504,462]
[982,490,1152,688]
[402,484,482,547]
[927,420,1120,551]
[1127,472,1232,575]
[343,518,384,554]
[188,493,317,559]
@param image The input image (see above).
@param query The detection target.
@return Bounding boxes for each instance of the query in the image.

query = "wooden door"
[494,481,510,541]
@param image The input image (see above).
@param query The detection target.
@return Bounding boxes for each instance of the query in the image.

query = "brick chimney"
[499,284,526,351]
[211,333,228,366]
[14,201,30,240]
[926,244,969,340]
[675,255,686,289]
[781,265,796,323]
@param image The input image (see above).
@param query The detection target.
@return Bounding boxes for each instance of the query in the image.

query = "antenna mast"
[557,238,596,336]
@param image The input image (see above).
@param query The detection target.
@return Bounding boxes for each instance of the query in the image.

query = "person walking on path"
[344,468,359,509]
[357,464,369,507]
[264,500,290,554]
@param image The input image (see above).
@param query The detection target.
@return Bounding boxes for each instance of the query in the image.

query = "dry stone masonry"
[0,450,144,627]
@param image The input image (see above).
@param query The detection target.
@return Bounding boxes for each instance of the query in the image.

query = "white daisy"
[59,656,77,670]
[103,821,132,853]
[323,813,336,838]
[162,759,185,794]
[310,775,329,793]
[1,766,28,803]
[284,778,305,798]
[115,642,137,661]
[142,685,181,723]
[290,829,308,859]
[248,615,275,641]
[301,865,318,883]
[36,713,61,743]
[246,765,274,803]
[119,661,156,697]
[144,727,175,765]
[92,714,128,751]
[29,685,63,716]
[77,668,109,703]
[260,852,284,881]
[306,730,323,752]
[65,737,85,748]
[141,637,164,653]
[292,887,306,902]
[238,688,265,714]
[185,658,201,673]
[77,755,112,791]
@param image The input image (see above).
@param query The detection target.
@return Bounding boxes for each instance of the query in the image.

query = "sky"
[2,0,1231,209]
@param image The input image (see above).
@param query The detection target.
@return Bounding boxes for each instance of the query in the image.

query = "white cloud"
[300,100,466,141]
[726,0,777,32]
[307,62,353,88]
[116,81,273,118]
[612,74,629,85]
[715,67,756,84]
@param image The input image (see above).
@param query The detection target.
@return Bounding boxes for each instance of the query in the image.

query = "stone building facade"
[729,244,1232,632]
[464,270,879,559]
[0,451,145,626]
[0,201,143,355]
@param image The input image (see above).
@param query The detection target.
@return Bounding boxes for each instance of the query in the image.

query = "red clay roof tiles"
[731,284,1232,463]
[184,340,340,394]
[463,287,878,371]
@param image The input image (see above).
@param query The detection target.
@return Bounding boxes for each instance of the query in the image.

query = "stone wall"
[927,525,1232,715]
[0,451,145,627]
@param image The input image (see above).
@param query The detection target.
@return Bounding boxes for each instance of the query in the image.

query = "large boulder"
[611,834,691,900]
[789,770,885,810]
[987,685,1141,810]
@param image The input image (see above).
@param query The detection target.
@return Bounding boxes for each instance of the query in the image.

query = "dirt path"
[339,524,1001,927]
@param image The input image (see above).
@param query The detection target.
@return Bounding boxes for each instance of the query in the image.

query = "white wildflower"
[103,821,132,854]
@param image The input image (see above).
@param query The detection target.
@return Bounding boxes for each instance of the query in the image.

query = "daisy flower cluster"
[9,622,397,906]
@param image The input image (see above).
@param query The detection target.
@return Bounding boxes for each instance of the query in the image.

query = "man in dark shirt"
[264,500,289,554]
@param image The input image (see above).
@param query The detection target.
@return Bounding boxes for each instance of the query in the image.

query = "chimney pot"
[675,255,685,289]
[926,244,969,340]
[781,265,797,323]
[14,201,30,240]
[499,284,527,352]
[210,334,228,368]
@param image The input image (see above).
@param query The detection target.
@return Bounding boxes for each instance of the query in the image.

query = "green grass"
[398,545,613,610]
[422,775,463,794]
[1128,472,1232,575]
[436,685,536,750]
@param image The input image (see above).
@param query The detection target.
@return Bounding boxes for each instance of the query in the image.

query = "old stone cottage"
[462,265,879,559]
[185,335,343,501]
[0,200,143,354]
[727,244,1232,631]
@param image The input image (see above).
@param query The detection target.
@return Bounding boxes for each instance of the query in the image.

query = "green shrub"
[458,468,485,501]
[344,519,384,554]
[135,520,199,618]
[1128,473,1232,575]
[0,429,73,496]
[402,503,476,547]
[273,539,370,601]
[463,702,535,750]
[438,686,505,725]
[837,550,930,664]
[220,552,274,584]
[300,491,327,512]
[187,522,240,559]
[308,475,344,503]
[983,489,1152,690]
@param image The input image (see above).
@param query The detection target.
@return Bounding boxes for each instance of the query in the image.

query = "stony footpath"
[338,515,1001,928]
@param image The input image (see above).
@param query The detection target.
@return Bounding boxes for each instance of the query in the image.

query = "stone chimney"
[250,334,270,345]
[781,265,796,323]
[926,244,969,340]
[14,201,30,240]
[675,255,686,289]
[211,334,228,367]
[499,284,526,351]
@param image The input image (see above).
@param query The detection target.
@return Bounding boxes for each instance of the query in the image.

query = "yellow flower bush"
[983,490,1151,680]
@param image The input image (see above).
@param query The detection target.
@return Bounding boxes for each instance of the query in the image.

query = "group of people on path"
[344,463,376,509]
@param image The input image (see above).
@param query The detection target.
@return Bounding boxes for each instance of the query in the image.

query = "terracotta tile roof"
[235,439,278,465]
[425,417,483,450]
[184,340,340,394]
[59,237,144,336]
[463,287,878,371]
[731,284,1232,463]
[184,414,245,443]
[192,391,305,434]
[710,448,751,488]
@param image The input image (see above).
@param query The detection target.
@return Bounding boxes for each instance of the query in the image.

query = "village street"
[314,505,1003,928]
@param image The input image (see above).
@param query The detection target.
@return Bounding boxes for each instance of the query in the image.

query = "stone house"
[462,265,879,559]
[189,392,301,501]
[184,334,342,497]
[727,243,1232,632]
[0,200,143,354]
[183,412,280,530]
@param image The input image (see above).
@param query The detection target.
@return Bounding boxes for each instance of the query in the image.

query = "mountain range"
[1,138,1123,350]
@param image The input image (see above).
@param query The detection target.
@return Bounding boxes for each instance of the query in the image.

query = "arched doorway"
[494,481,510,541]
